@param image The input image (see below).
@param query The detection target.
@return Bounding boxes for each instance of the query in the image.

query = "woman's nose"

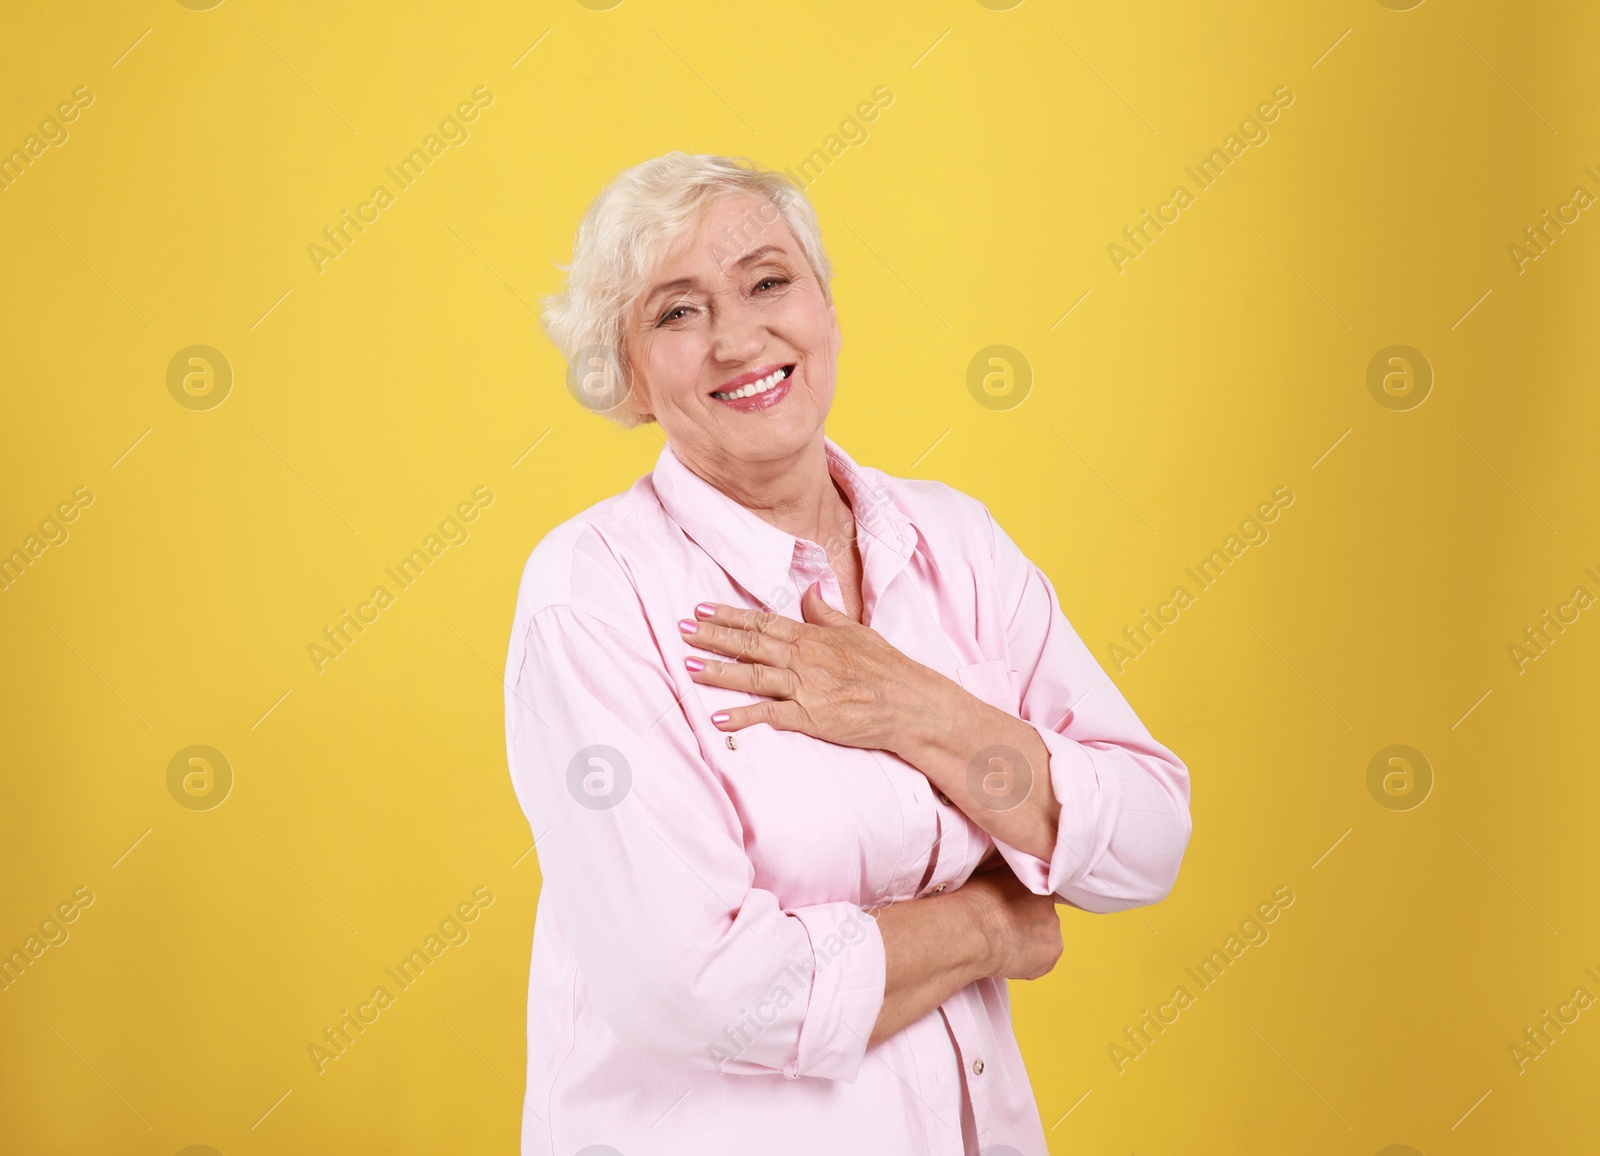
[708,294,766,361]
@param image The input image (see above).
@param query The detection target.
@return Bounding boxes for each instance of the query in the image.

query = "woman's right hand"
[866,856,1066,1045]
[960,862,1064,982]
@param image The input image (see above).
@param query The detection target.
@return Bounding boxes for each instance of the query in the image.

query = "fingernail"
[678,619,697,634]
[685,656,705,672]
[695,602,716,618]
[711,711,730,725]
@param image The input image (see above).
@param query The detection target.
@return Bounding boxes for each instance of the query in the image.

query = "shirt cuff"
[992,723,1120,899]
[784,901,887,1082]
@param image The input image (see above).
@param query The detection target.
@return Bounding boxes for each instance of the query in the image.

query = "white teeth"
[713,367,789,401]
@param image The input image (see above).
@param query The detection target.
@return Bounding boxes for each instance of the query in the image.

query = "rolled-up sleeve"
[506,602,886,1080]
[979,513,1193,912]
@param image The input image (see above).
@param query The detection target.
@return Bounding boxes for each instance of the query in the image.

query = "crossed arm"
[679,581,1063,861]
[677,577,1186,1045]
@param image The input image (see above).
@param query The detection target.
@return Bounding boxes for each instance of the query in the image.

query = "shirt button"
[725,735,739,750]
[931,883,945,894]
[936,790,952,806]
[972,1058,985,1075]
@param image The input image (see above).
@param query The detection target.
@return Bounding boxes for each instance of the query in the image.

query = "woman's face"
[626,193,840,477]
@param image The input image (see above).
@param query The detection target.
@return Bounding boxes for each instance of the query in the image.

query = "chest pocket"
[955,658,1014,707]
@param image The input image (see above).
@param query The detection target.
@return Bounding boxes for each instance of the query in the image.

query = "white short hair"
[541,152,833,428]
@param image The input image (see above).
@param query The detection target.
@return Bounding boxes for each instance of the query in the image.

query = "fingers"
[680,614,795,666]
[709,697,807,733]
[800,580,853,625]
[685,654,799,700]
[692,601,804,643]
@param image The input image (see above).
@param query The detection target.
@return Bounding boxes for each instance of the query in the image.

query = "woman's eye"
[657,305,691,325]
[754,276,788,292]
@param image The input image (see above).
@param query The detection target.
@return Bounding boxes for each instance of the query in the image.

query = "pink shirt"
[503,436,1192,1156]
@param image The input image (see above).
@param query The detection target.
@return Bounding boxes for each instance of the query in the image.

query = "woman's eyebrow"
[642,276,698,312]
[730,244,784,269]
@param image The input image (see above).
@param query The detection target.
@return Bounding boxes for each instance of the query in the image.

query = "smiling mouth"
[710,365,794,401]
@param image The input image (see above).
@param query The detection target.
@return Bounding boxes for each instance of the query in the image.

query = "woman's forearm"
[867,888,996,1047]
[894,676,1062,862]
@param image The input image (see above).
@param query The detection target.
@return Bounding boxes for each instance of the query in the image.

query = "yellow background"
[2,0,1596,1152]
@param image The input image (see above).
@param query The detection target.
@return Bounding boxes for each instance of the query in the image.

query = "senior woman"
[503,152,1192,1156]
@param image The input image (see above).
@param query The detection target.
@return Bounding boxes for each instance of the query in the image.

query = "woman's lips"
[712,366,794,413]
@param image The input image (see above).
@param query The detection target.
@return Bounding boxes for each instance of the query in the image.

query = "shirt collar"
[651,435,922,611]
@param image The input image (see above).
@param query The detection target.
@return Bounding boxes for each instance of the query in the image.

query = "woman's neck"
[679,435,855,547]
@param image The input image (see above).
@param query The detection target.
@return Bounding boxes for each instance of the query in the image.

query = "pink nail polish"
[695,602,716,618]
[685,656,705,672]
[711,711,730,725]
[678,619,697,633]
